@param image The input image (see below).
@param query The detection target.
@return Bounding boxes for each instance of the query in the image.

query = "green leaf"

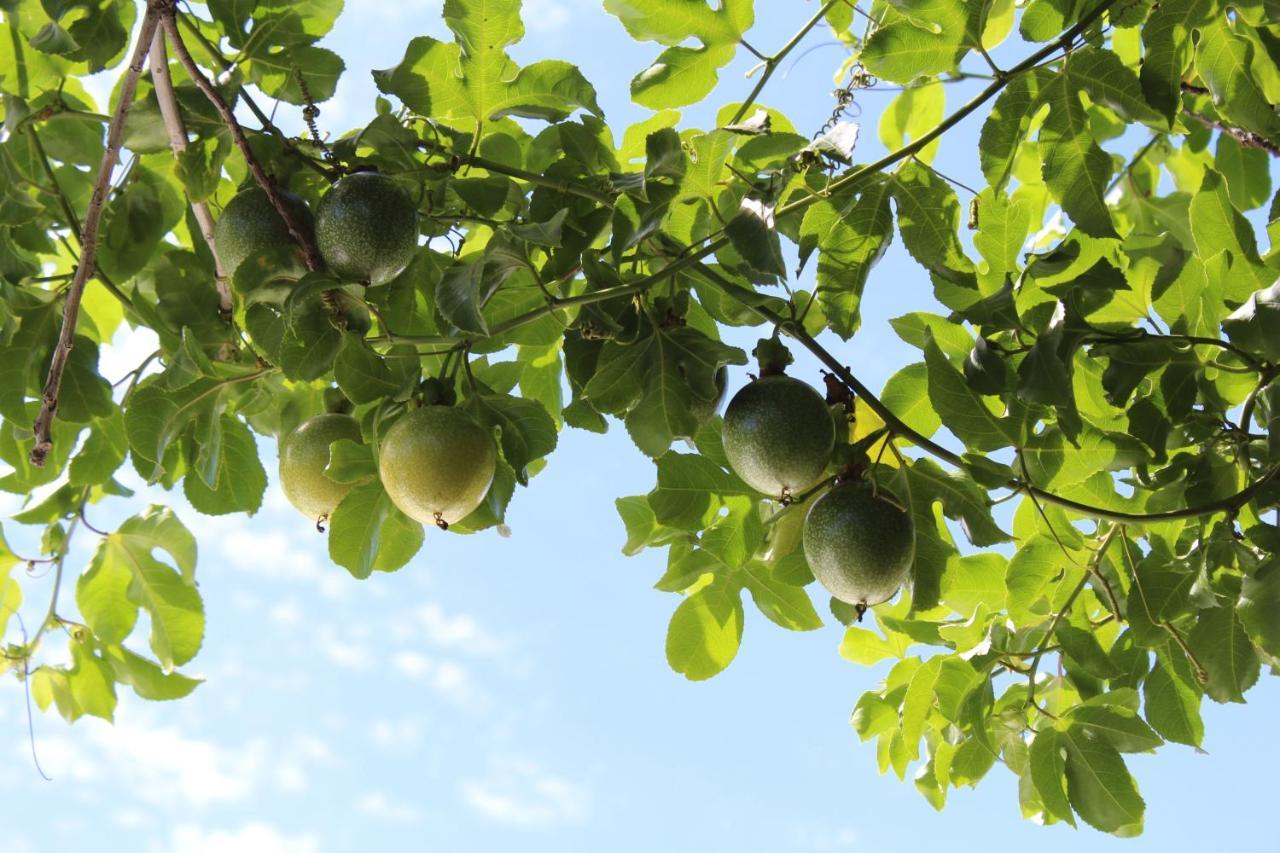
[604,0,751,109]
[940,552,1007,617]
[1140,0,1211,121]
[724,198,785,278]
[1143,644,1204,747]
[798,175,894,339]
[906,458,1010,546]
[648,452,752,530]
[862,0,970,84]
[890,160,974,279]
[1062,727,1146,835]
[740,562,821,631]
[466,391,558,483]
[1187,601,1260,703]
[1029,729,1076,827]
[436,259,491,335]
[979,68,1052,191]
[1223,282,1280,363]
[1066,47,1162,126]
[324,438,377,485]
[665,581,744,680]
[1194,17,1280,143]
[183,415,267,516]
[923,334,1019,451]
[78,507,202,670]
[1239,560,1280,658]
[69,642,116,722]
[328,481,424,579]
[1067,705,1163,753]
[1056,623,1122,680]
[106,645,202,701]
[880,363,941,438]
[335,334,408,404]
[1037,68,1117,238]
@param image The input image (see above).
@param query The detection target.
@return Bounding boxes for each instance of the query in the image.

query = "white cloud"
[168,823,319,853]
[523,0,571,34]
[357,791,421,822]
[794,823,860,850]
[392,650,433,677]
[461,757,589,828]
[369,717,422,751]
[415,603,505,656]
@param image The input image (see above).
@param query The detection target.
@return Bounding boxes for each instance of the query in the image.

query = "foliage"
[1,0,1279,836]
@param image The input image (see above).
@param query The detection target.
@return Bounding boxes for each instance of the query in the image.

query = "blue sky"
[1,1,1277,850]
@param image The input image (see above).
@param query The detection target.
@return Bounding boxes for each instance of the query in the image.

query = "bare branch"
[29,3,165,467]
[148,27,233,319]
[1182,109,1280,157]
[160,9,324,272]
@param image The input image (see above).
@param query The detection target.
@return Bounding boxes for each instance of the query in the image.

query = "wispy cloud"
[461,757,590,827]
[167,822,319,853]
[357,791,421,822]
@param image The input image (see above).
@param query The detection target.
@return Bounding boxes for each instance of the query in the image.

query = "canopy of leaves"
[0,0,1278,837]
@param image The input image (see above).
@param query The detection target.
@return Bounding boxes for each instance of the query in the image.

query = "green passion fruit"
[278,413,366,521]
[214,186,315,280]
[802,480,915,612]
[315,172,419,286]
[378,406,497,528]
[722,375,836,497]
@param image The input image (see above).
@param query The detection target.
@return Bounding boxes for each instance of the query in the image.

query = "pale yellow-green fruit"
[278,414,364,520]
[378,406,497,527]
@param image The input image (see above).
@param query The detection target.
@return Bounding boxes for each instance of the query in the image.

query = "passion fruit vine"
[378,405,497,529]
[802,480,915,615]
[722,374,836,498]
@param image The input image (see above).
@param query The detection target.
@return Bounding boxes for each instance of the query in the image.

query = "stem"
[149,27,232,319]
[728,0,843,126]
[29,3,163,467]
[162,9,323,271]
[1183,109,1280,157]
[1118,533,1209,683]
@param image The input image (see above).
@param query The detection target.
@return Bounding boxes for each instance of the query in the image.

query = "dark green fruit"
[316,172,419,285]
[379,406,497,528]
[278,413,365,520]
[803,481,914,609]
[214,186,315,280]
[722,375,835,496]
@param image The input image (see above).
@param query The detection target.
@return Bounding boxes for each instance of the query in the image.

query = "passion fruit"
[315,172,419,285]
[378,405,497,528]
[214,186,315,280]
[278,413,365,521]
[803,480,914,611]
[722,374,835,497]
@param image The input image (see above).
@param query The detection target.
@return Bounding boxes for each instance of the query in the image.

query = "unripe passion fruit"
[722,374,835,497]
[378,406,497,528]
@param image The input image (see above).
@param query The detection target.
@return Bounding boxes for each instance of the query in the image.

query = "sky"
[1,1,1277,850]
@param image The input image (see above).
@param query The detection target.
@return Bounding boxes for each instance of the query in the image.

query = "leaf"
[1036,68,1117,238]
[665,581,744,680]
[740,562,821,631]
[1187,601,1260,703]
[979,68,1051,191]
[106,645,202,702]
[798,175,894,339]
[1067,705,1163,753]
[1143,644,1204,747]
[1029,729,1076,827]
[1056,623,1121,680]
[725,198,785,278]
[604,0,752,109]
[881,363,941,437]
[923,334,1019,451]
[890,160,974,279]
[78,507,202,670]
[1140,0,1211,121]
[335,334,406,404]
[436,259,491,335]
[1238,560,1280,658]
[862,0,970,84]
[648,452,752,530]
[939,552,1006,617]
[1062,727,1146,835]
[466,392,558,483]
[1223,282,1280,363]
[183,415,267,516]
[906,458,1011,547]
[1066,47,1162,126]
[328,481,424,579]
[1194,17,1280,144]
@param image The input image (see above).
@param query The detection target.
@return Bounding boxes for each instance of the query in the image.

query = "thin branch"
[728,0,844,126]
[29,3,164,467]
[416,138,616,206]
[149,26,232,319]
[161,9,323,271]
[1183,109,1280,157]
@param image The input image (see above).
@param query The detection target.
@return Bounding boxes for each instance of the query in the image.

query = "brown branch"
[148,27,233,319]
[1183,109,1280,157]
[29,3,165,467]
[160,9,323,272]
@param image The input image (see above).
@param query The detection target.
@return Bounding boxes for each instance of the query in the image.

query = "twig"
[161,9,323,271]
[1183,109,1280,157]
[149,26,232,319]
[29,3,164,467]
[728,0,844,126]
